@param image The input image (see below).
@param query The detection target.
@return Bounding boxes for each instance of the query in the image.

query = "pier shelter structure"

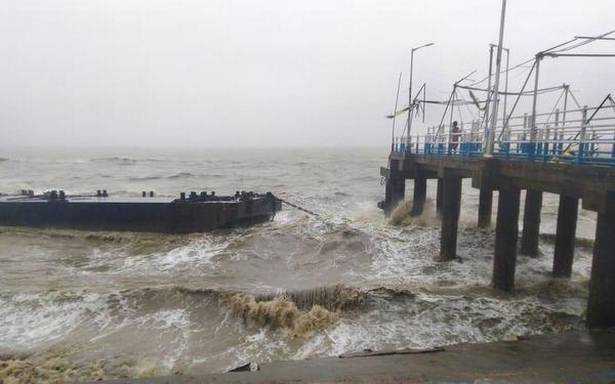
[380,103,615,328]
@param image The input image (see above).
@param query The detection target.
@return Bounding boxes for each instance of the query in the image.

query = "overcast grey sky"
[1,0,613,148]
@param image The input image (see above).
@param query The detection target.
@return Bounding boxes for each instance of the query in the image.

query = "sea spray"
[0,353,106,384]
[0,147,597,379]
[0,351,165,383]
[227,285,367,337]
[389,200,439,227]
[227,294,337,338]
[256,285,367,311]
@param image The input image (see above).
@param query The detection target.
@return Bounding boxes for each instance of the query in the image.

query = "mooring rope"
[277,198,320,217]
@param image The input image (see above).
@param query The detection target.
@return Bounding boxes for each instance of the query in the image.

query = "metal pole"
[422,83,427,123]
[484,45,495,134]
[577,106,588,164]
[554,108,559,155]
[407,50,414,149]
[562,84,569,127]
[391,72,403,151]
[503,48,510,130]
[407,43,434,146]
[486,0,507,156]
[530,54,542,158]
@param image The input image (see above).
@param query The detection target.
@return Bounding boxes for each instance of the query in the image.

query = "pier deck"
[380,149,615,329]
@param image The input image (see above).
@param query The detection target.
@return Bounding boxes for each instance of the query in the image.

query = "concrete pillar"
[553,195,578,278]
[439,174,462,261]
[411,175,427,217]
[492,188,521,291]
[520,190,543,257]
[478,188,493,229]
[384,159,405,215]
[436,178,443,216]
[587,211,615,328]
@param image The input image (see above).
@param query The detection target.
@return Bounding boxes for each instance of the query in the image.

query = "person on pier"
[450,121,461,152]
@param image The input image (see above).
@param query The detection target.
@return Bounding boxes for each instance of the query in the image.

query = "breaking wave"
[0,147,599,380]
[0,278,588,382]
[389,200,439,227]
[128,172,220,182]
[167,172,197,179]
[227,294,337,338]
[90,157,138,165]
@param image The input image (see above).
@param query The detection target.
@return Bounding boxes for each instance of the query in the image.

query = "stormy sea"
[0,147,596,383]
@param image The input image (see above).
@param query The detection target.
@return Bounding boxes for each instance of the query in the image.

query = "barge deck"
[0,190,281,233]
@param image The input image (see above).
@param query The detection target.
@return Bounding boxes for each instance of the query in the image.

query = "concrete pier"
[381,152,615,327]
[384,159,405,215]
[492,188,521,291]
[436,178,443,216]
[439,173,461,261]
[411,174,427,217]
[587,211,615,328]
[477,188,492,228]
[520,190,542,256]
[553,195,578,278]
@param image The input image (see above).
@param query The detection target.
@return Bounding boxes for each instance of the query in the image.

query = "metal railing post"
[577,106,588,164]
[544,127,550,161]
[522,113,528,156]
[553,109,560,156]
[530,54,542,160]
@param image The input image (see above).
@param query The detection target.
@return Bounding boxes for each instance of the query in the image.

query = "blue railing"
[392,105,615,166]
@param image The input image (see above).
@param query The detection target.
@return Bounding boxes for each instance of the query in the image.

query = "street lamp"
[407,42,435,148]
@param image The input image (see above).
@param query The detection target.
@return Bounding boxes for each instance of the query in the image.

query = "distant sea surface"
[0,147,597,382]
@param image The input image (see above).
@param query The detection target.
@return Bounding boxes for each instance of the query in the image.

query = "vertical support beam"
[553,195,578,277]
[478,188,493,229]
[439,173,462,261]
[436,178,443,216]
[411,173,427,217]
[492,188,521,291]
[384,159,405,216]
[587,211,615,328]
[520,190,543,257]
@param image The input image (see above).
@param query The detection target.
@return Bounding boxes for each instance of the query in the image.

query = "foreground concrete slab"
[93,329,615,384]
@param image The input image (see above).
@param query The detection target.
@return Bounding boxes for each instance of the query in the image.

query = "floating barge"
[0,190,281,233]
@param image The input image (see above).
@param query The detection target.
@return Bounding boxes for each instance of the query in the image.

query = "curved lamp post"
[407,42,435,149]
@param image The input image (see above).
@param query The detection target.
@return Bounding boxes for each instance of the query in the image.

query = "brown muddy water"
[0,147,597,383]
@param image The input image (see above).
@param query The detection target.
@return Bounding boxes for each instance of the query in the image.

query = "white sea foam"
[0,292,106,349]
[0,148,597,379]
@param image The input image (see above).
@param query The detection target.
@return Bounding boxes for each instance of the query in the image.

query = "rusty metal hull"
[0,195,281,233]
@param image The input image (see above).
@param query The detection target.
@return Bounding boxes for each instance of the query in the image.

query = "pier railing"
[392,105,615,166]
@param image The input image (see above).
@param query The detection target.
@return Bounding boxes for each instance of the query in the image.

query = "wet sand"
[93,329,615,383]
